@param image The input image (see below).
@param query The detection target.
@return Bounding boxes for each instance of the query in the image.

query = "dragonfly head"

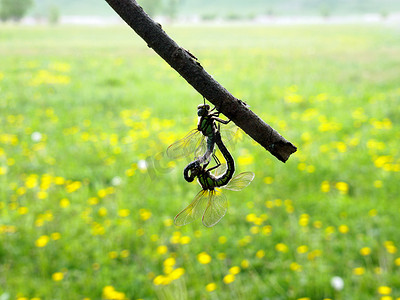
[183,160,202,182]
[197,104,210,117]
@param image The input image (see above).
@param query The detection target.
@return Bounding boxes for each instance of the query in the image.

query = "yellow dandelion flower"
[108,251,118,259]
[338,225,349,234]
[250,226,259,234]
[238,154,254,166]
[59,198,70,208]
[52,272,64,281]
[139,208,152,221]
[51,272,64,281]
[261,225,272,235]
[98,207,108,217]
[378,286,392,295]
[246,213,257,223]
[118,209,130,217]
[256,249,265,258]
[297,298,311,300]
[88,197,99,205]
[219,236,227,244]
[153,275,170,286]
[51,232,61,240]
[380,296,393,300]
[297,245,308,254]
[163,257,176,267]
[180,236,191,244]
[297,163,306,171]
[353,267,365,276]
[290,262,302,272]
[321,180,330,192]
[217,253,226,260]
[163,219,173,227]
[18,206,28,215]
[241,259,250,269]
[120,250,130,258]
[37,191,48,199]
[313,220,323,228]
[197,252,211,264]
[223,274,235,284]
[229,266,241,275]
[299,214,309,227]
[307,249,322,260]
[276,243,289,253]
[263,176,274,184]
[394,257,400,266]
[0,166,7,175]
[35,235,50,247]
[360,247,371,256]
[206,282,217,292]
[335,182,349,194]
[169,268,185,280]
[157,245,168,255]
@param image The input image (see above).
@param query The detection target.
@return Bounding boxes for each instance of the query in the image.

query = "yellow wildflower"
[335,182,349,194]
[378,286,392,295]
[256,250,265,258]
[229,266,241,275]
[223,274,235,284]
[35,235,50,247]
[338,225,349,234]
[52,272,64,281]
[157,245,168,255]
[353,267,365,276]
[197,252,211,264]
[206,282,217,292]
[360,247,371,256]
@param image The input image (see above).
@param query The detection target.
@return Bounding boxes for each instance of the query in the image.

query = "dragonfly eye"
[197,104,210,116]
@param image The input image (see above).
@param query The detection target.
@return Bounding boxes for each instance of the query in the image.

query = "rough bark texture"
[105,0,297,162]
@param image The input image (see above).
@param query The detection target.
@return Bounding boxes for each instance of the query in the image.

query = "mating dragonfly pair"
[167,101,255,227]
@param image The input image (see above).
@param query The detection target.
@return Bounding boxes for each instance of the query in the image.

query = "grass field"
[1,23,400,300]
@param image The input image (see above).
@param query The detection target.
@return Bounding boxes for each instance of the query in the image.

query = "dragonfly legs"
[206,153,221,173]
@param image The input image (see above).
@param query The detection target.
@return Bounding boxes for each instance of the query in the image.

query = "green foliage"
[0,0,33,21]
[0,24,400,299]
[48,5,60,25]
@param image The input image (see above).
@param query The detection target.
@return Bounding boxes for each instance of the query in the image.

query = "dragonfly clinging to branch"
[174,128,255,227]
[167,100,233,165]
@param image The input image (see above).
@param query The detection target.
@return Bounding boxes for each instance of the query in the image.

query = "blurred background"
[1,0,400,300]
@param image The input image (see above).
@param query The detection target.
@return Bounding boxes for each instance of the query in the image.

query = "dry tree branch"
[105,0,297,162]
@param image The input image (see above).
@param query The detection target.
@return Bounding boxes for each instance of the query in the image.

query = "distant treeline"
[31,0,400,19]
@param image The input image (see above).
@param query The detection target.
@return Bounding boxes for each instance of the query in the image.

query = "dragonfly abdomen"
[214,131,235,187]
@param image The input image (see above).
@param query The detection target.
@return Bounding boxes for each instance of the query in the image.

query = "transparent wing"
[174,190,209,226]
[223,172,255,191]
[202,190,228,227]
[212,163,228,177]
[220,122,241,150]
[166,129,204,160]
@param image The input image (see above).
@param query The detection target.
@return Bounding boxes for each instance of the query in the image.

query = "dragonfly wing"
[167,129,202,160]
[174,190,209,226]
[212,163,227,177]
[223,172,255,191]
[194,136,207,159]
[202,190,228,227]
[221,122,240,145]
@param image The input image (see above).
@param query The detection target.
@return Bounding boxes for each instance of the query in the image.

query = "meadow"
[0,23,400,300]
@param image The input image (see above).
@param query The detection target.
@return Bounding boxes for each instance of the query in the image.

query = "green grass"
[0,23,400,300]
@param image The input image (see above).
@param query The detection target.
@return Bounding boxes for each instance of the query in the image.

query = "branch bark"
[105,0,297,162]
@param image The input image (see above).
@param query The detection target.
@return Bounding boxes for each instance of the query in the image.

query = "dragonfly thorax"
[197,171,217,190]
